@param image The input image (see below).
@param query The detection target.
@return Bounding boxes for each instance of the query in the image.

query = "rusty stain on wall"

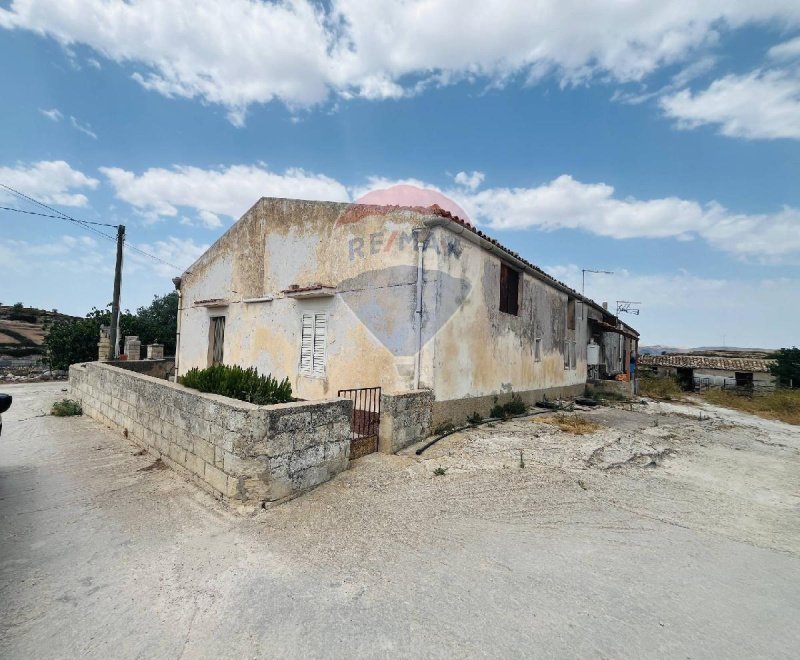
[178,198,637,411]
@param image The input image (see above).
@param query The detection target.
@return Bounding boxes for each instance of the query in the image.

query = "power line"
[0,205,99,222]
[0,183,118,227]
[0,183,182,269]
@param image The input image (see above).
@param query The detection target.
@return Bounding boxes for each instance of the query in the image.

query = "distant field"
[0,305,80,358]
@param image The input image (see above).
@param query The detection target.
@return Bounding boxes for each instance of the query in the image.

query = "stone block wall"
[379,389,433,453]
[431,383,586,428]
[108,358,176,380]
[69,362,351,507]
[586,379,632,399]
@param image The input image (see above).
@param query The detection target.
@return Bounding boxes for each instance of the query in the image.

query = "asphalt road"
[1,381,798,658]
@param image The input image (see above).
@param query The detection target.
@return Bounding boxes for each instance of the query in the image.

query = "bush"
[489,400,505,418]
[9,312,38,323]
[769,347,800,388]
[639,374,683,400]
[179,364,292,405]
[44,292,179,370]
[503,393,527,416]
[433,421,455,435]
[467,411,483,425]
[51,399,82,416]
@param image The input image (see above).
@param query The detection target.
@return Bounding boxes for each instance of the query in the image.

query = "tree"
[44,292,179,370]
[44,316,105,370]
[129,292,179,355]
[769,347,800,388]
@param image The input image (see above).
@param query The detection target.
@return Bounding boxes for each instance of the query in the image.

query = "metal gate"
[338,387,381,460]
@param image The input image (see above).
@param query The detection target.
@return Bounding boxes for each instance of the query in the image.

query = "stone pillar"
[146,344,164,360]
[124,336,141,361]
[97,325,111,362]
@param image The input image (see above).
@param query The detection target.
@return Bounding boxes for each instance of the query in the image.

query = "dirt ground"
[1,382,799,658]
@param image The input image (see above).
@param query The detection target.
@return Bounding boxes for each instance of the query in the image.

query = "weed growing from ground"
[535,413,601,435]
[467,411,483,425]
[51,399,82,416]
[703,388,800,426]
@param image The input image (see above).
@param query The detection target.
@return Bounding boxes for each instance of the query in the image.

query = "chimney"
[602,302,608,310]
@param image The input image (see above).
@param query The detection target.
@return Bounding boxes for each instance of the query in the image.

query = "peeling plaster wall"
[424,226,588,409]
[178,200,612,417]
[178,199,429,399]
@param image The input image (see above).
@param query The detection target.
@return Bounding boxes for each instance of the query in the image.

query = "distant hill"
[0,304,80,360]
[640,345,776,359]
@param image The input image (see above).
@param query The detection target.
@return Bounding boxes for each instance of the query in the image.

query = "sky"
[0,0,799,348]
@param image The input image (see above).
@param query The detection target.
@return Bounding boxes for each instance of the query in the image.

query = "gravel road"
[1,382,798,658]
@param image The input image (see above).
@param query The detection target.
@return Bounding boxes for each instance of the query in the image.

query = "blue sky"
[1,1,799,347]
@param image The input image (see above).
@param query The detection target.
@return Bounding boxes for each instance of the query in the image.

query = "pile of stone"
[2,368,67,382]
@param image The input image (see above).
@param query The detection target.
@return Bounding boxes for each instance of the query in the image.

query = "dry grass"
[703,389,800,426]
[535,413,602,435]
[639,375,684,400]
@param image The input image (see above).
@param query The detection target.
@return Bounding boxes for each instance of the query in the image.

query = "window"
[534,337,542,362]
[300,313,327,377]
[576,301,584,321]
[499,263,520,315]
[564,339,576,370]
[567,298,576,330]
[209,316,225,366]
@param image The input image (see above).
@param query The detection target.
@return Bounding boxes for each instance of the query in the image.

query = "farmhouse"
[638,354,776,392]
[174,197,639,453]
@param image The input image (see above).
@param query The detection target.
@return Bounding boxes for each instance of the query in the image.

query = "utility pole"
[582,268,614,296]
[109,225,125,359]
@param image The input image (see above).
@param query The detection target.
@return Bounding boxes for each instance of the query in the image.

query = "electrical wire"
[0,183,182,269]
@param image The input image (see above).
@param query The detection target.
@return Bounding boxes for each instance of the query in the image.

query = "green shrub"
[179,364,292,405]
[639,374,683,400]
[433,421,455,435]
[467,411,483,425]
[51,399,82,416]
[490,403,505,418]
[503,393,527,416]
[433,466,447,476]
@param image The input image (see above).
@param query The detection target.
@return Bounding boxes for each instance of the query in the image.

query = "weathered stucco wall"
[424,225,588,418]
[178,199,431,400]
[69,362,351,507]
[177,200,634,429]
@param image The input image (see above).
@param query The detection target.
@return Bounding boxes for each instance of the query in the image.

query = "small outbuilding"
[638,354,776,392]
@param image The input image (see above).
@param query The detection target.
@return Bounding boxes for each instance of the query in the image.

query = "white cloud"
[69,116,97,139]
[3,1,800,122]
[453,171,485,191]
[660,69,800,140]
[545,264,799,347]
[768,36,800,60]
[39,107,62,121]
[0,160,99,207]
[101,163,350,223]
[128,237,210,278]
[0,234,109,275]
[462,174,800,258]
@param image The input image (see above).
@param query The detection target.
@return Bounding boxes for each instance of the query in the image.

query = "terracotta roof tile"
[638,354,774,373]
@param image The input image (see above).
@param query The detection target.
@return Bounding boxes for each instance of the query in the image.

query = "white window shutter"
[300,314,313,375]
[312,313,327,376]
